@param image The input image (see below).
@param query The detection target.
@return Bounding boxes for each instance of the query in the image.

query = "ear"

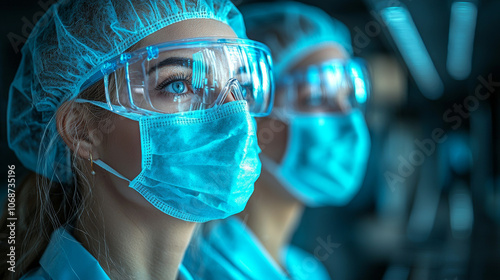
[56,101,102,161]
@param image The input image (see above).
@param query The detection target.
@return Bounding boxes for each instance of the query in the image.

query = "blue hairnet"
[241,1,352,78]
[8,0,246,183]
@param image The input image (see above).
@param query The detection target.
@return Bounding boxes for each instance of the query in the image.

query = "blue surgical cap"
[8,0,246,183]
[241,1,352,78]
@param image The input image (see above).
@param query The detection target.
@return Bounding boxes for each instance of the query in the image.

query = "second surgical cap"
[241,1,352,78]
[8,0,246,183]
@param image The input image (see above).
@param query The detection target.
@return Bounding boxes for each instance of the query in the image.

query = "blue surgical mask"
[94,100,261,222]
[261,109,370,206]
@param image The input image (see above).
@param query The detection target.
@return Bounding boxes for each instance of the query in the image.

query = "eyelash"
[155,73,193,93]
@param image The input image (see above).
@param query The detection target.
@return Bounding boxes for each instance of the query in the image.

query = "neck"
[238,168,304,268]
[75,174,195,280]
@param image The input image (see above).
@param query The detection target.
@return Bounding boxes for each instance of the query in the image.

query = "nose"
[222,90,237,104]
[219,78,242,105]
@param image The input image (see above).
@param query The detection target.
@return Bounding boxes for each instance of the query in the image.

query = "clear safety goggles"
[77,37,274,117]
[274,58,370,116]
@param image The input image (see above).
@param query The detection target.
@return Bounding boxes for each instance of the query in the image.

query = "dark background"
[1,0,499,279]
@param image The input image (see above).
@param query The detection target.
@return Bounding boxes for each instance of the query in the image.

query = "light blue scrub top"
[183,217,330,280]
[21,227,193,280]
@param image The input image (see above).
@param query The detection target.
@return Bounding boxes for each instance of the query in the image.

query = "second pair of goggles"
[78,37,274,117]
[274,58,370,115]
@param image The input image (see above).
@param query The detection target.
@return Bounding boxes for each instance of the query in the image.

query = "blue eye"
[166,81,187,94]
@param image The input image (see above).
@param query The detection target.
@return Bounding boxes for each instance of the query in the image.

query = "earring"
[89,153,96,175]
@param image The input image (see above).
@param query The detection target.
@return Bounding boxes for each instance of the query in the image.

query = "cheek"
[257,118,289,163]
[101,115,142,179]
[97,116,164,211]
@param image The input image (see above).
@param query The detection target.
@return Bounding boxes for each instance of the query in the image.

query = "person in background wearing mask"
[183,2,371,279]
[0,0,274,279]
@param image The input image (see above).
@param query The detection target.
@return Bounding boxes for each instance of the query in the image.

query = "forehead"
[288,44,350,73]
[134,18,238,49]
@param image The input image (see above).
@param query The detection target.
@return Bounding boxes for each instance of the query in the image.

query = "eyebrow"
[147,57,193,75]
[236,66,248,75]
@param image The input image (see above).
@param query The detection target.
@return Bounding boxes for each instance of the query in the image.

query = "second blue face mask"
[94,100,261,222]
[261,109,370,206]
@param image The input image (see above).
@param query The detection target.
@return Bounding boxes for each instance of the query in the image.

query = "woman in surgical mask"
[0,0,273,279]
[183,2,371,279]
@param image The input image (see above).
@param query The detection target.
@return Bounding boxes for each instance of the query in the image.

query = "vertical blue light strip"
[447,1,478,80]
[449,185,474,239]
[380,6,444,100]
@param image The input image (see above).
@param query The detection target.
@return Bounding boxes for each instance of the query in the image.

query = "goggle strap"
[73,99,142,121]
[104,74,112,106]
